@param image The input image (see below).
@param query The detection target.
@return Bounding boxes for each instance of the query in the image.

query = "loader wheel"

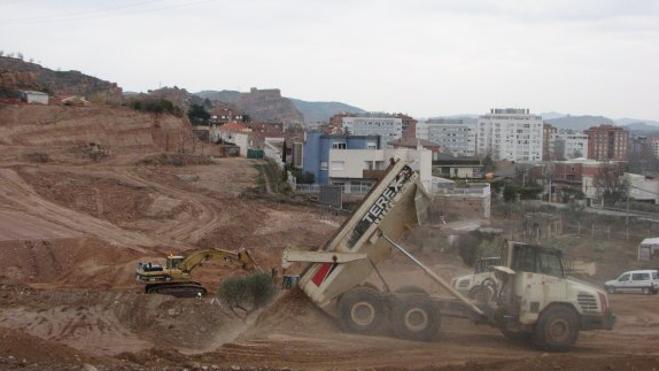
[338,287,386,334]
[391,295,439,341]
[533,306,579,352]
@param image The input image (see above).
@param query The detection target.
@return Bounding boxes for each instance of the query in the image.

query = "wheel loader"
[136,248,259,297]
[282,159,614,351]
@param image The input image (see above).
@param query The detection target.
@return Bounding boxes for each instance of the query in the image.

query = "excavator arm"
[177,248,259,274]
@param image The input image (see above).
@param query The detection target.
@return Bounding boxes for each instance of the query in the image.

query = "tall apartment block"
[476,108,543,162]
[584,125,629,161]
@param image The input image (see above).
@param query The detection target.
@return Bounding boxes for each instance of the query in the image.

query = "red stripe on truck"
[312,263,333,286]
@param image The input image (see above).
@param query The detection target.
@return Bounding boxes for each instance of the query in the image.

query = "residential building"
[420,118,477,157]
[553,129,589,160]
[302,132,432,190]
[389,137,441,156]
[543,124,558,161]
[396,113,417,142]
[341,116,403,145]
[650,137,659,159]
[625,173,659,204]
[584,124,629,161]
[210,122,253,157]
[22,90,49,105]
[302,132,381,185]
[432,153,484,179]
[476,108,543,162]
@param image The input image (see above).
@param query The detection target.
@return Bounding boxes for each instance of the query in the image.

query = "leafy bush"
[217,272,276,313]
[127,97,182,117]
[187,103,210,124]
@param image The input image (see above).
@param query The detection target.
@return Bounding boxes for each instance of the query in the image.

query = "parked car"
[604,270,658,295]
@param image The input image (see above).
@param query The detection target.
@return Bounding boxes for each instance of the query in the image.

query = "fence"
[293,183,371,195]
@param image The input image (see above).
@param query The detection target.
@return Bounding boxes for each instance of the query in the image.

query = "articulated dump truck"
[283,160,615,351]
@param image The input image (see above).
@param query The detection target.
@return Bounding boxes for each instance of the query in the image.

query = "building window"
[330,161,345,171]
[320,161,328,170]
[332,142,347,149]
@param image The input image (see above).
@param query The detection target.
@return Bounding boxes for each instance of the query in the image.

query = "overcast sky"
[1,0,658,120]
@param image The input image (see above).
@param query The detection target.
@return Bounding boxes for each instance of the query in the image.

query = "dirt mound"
[139,153,213,167]
[0,285,245,356]
[0,326,94,367]
[1,237,142,288]
[245,288,338,338]
[438,354,659,371]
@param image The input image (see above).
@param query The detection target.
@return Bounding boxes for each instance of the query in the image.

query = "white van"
[605,270,659,295]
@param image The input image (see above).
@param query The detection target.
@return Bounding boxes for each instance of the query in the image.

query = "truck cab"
[493,242,615,349]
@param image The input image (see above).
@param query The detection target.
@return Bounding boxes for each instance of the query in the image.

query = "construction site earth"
[1,104,659,370]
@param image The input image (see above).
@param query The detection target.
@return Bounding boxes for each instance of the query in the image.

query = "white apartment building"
[552,129,588,160]
[477,108,543,162]
[328,147,432,192]
[419,118,476,156]
[342,116,403,146]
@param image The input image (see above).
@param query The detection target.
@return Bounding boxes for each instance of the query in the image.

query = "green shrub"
[217,272,276,312]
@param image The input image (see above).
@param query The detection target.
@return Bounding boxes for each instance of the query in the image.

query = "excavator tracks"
[145,282,208,298]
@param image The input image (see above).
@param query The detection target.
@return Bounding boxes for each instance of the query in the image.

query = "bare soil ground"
[1,104,658,370]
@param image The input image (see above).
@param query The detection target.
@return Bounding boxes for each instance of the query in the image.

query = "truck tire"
[338,287,386,334]
[532,305,580,352]
[390,295,439,341]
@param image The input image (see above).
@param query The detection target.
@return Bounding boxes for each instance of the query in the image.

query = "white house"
[210,122,253,157]
[328,147,432,192]
[477,108,543,162]
[22,90,49,105]
[625,172,659,204]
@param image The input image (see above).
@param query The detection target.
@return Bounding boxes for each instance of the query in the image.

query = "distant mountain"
[539,112,567,120]
[615,117,659,127]
[194,88,303,126]
[288,98,365,123]
[621,122,659,132]
[195,90,240,104]
[545,115,614,130]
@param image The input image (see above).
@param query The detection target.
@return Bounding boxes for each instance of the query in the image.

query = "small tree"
[593,164,627,206]
[482,154,496,173]
[217,272,276,316]
[17,52,23,60]
[187,104,210,124]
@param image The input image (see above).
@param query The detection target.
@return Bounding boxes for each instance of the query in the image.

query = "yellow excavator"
[135,248,259,297]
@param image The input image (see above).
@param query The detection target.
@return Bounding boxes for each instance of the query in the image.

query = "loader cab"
[166,255,185,270]
[506,242,565,278]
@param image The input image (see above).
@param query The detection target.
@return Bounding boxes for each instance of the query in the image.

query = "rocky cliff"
[0,57,122,100]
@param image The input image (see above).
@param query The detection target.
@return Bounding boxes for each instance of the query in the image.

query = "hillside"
[545,115,614,130]
[621,122,659,132]
[195,89,363,124]
[194,88,303,126]
[0,56,121,100]
[288,98,365,123]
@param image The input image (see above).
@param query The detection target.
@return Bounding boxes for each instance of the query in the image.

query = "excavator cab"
[166,255,185,270]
